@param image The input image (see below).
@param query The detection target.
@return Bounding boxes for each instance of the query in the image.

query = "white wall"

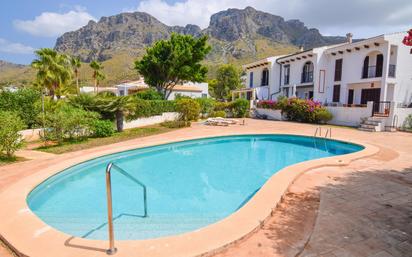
[167,91,202,100]
[387,34,412,105]
[393,107,412,128]
[19,128,42,142]
[255,108,283,120]
[123,112,179,129]
[326,101,373,127]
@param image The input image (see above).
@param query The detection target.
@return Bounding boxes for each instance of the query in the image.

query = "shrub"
[42,104,100,143]
[230,98,250,118]
[213,102,230,111]
[134,88,164,100]
[279,98,333,124]
[313,108,333,123]
[0,88,41,128]
[130,99,177,119]
[0,111,25,158]
[91,120,115,137]
[209,110,226,118]
[195,98,216,117]
[256,100,280,110]
[176,98,200,124]
[161,120,189,128]
[403,114,412,130]
[68,93,114,120]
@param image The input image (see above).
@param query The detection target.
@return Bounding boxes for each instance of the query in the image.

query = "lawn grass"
[0,155,26,166]
[35,124,180,154]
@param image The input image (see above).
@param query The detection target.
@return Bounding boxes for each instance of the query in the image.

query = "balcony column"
[380,43,391,102]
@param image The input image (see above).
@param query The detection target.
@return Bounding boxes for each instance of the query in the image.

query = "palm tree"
[97,95,135,132]
[90,60,105,93]
[31,48,72,99]
[71,57,81,95]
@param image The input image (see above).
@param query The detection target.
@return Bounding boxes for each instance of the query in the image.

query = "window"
[201,93,207,98]
[119,90,125,96]
[333,85,341,102]
[249,72,254,88]
[302,62,314,83]
[347,89,354,105]
[261,68,269,86]
[284,65,290,85]
[334,59,343,81]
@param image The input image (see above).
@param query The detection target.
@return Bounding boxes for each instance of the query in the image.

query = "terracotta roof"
[171,85,203,92]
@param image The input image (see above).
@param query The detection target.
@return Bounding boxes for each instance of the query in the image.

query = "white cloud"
[13,6,96,37]
[0,38,35,54]
[136,0,256,28]
[135,0,412,36]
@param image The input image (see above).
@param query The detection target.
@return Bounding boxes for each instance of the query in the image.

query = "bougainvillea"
[256,100,280,109]
[257,97,332,123]
[403,29,412,54]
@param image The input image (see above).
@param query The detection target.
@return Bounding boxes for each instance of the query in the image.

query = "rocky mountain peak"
[54,7,347,62]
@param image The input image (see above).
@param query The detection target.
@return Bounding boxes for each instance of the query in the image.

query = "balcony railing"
[362,66,376,78]
[301,71,313,83]
[362,65,384,79]
[389,64,396,78]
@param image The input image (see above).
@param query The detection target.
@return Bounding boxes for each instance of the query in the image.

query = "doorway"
[347,89,354,105]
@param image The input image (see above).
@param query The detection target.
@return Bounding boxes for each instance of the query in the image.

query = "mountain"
[2,7,349,86]
[0,61,34,87]
[55,7,347,64]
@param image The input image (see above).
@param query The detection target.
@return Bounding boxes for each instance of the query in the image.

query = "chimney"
[346,33,353,44]
[299,45,304,52]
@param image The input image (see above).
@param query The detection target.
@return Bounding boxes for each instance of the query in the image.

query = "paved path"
[212,144,412,257]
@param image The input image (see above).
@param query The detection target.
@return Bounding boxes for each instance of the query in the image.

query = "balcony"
[362,66,383,79]
[389,64,396,78]
[301,71,313,83]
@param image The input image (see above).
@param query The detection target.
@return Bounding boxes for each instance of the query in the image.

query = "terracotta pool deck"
[0,119,411,257]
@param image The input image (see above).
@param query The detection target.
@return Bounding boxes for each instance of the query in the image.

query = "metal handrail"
[314,127,322,137]
[105,162,148,255]
[325,128,332,138]
[392,114,398,129]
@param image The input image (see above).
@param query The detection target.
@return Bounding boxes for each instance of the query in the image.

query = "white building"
[239,32,412,130]
[114,79,209,100]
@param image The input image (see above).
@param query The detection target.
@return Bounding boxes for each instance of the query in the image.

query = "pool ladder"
[314,127,332,138]
[105,162,148,255]
[314,127,332,151]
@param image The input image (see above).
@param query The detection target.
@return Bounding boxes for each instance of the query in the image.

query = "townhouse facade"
[237,32,412,129]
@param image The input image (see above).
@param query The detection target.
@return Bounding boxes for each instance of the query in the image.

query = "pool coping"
[0,132,379,257]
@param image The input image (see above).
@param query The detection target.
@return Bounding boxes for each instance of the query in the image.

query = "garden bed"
[34,124,181,154]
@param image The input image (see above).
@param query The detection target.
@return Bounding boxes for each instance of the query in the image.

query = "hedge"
[129,99,177,120]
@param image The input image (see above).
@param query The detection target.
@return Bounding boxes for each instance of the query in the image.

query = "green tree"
[0,111,25,158]
[71,56,81,95]
[97,95,135,132]
[211,64,242,101]
[90,60,106,93]
[31,48,72,98]
[135,33,211,100]
[0,88,41,128]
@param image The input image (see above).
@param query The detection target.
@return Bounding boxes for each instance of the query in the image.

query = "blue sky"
[1,0,411,64]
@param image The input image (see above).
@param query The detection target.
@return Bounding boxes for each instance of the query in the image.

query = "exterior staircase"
[359,117,387,132]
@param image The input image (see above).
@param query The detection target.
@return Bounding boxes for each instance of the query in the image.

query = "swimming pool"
[27,135,363,240]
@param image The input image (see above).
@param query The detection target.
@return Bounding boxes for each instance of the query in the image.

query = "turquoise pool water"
[27,135,363,240]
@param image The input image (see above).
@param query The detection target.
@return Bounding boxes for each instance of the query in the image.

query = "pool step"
[35,213,221,240]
